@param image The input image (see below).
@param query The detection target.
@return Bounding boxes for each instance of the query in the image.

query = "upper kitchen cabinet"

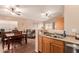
[55,16,64,30]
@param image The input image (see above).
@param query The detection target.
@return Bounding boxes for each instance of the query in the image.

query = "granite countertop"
[40,34,79,45]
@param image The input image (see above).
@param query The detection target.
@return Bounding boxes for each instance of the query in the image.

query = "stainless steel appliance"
[65,42,79,53]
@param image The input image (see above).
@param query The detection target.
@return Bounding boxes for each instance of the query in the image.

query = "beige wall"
[64,5,79,34]
[0,16,34,31]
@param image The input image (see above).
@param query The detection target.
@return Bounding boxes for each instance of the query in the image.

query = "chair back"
[14,31,22,35]
[1,32,6,42]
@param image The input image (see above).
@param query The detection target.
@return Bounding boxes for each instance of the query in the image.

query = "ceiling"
[0,5,64,22]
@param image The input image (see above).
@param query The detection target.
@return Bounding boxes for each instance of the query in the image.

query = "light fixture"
[5,5,22,16]
[46,10,52,16]
[41,10,52,19]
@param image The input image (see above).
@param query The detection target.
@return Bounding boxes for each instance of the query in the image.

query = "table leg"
[25,36,27,44]
[7,39,10,51]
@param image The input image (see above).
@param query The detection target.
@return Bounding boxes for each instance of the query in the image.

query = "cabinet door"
[53,44,64,53]
[38,35,43,52]
[50,45,54,53]
[42,37,50,53]
[50,40,64,53]
[55,16,64,30]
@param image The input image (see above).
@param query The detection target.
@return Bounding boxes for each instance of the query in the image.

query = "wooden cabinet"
[55,16,64,30]
[50,44,64,53]
[50,43,64,53]
[38,35,65,53]
[53,45,64,53]
[50,39,64,53]
[42,36,50,53]
[38,35,43,52]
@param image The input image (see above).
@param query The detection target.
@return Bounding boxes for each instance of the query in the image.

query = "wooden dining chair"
[12,31,23,46]
[1,32,10,51]
[23,33,27,44]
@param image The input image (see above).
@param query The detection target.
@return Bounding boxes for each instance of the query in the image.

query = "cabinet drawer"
[53,39,64,46]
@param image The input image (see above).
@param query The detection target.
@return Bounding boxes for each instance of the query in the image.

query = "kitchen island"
[38,33,79,53]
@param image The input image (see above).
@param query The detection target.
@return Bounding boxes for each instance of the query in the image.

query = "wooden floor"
[0,38,35,53]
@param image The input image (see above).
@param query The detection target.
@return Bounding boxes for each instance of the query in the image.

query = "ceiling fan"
[6,5,22,16]
[41,10,53,19]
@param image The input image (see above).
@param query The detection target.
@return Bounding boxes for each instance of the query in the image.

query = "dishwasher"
[65,42,79,53]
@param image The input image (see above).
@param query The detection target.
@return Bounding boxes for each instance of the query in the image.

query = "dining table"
[4,32,27,51]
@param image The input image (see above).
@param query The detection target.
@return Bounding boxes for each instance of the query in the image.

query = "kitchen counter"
[39,34,79,45]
